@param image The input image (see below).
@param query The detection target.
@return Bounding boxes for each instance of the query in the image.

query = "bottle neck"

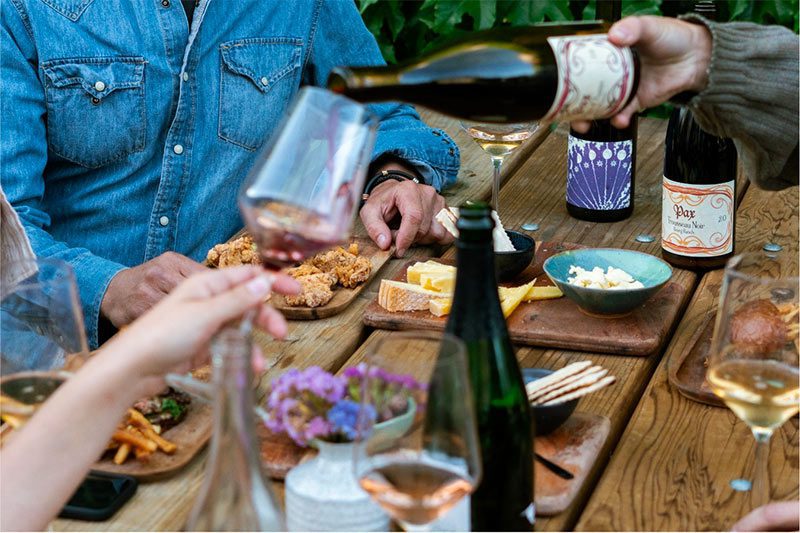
[208,330,260,468]
[449,232,505,329]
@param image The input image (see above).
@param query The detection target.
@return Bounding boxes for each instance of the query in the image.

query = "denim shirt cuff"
[71,254,127,349]
[372,129,460,192]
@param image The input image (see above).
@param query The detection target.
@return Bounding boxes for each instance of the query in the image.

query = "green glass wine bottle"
[444,202,533,531]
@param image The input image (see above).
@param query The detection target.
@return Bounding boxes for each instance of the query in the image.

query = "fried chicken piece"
[283,273,335,308]
[336,255,372,288]
[285,264,337,287]
[206,235,260,268]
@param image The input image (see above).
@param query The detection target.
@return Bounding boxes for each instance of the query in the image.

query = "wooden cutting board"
[363,242,689,356]
[535,412,610,516]
[668,314,726,407]
[270,237,394,320]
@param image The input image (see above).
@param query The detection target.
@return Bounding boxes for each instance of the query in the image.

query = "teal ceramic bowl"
[543,248,673,317]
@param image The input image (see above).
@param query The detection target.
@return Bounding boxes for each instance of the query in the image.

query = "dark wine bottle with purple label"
[566,116,637,222]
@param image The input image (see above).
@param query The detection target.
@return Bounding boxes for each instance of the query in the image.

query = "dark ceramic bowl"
[522,368,579,436]
[495,230,535,283]
[543,248,673,317]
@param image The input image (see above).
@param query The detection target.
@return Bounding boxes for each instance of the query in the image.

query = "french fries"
[105,409,178,465]
[0,401,179,465]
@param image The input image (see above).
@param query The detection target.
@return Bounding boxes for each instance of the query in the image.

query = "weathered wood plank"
[575,181,799,531]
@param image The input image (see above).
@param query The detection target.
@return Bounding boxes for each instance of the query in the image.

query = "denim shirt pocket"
[218,38,303,152]
[41,56,146,168]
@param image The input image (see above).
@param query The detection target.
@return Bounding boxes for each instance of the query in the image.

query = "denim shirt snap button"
[159,216,170,226]
[94,81,105,92]
[173,144,184,155]
[260,76,269,86]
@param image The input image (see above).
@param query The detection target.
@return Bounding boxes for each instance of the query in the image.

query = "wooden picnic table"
[53,111,798,532]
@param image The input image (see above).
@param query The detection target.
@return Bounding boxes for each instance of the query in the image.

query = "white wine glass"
[353,331,481,531]
[459,121,539,215]
[1,258,89,418]
[707,252,799,509]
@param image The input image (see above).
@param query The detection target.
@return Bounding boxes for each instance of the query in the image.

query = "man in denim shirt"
[2,0,460,348]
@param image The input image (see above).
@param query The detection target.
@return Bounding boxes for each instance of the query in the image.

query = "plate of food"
[207,233,394,319]
[92,385,213,481]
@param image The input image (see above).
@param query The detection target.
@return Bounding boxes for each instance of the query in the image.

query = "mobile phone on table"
[58,471,137,521]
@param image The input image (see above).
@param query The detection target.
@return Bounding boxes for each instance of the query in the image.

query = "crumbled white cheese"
[567,265,644,290]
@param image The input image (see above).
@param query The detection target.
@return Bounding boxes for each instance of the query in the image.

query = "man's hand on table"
[732,501,800,532]
[101,252,206,328]
[571,15,712,133]
[360,163,453,258]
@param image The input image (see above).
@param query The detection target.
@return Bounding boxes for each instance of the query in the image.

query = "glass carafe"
[186,328,284,531]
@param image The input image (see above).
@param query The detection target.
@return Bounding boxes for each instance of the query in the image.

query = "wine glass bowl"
[353,331,481,530]
[238,87,378,269]
[459,121,539,215]
[706,252,799,507]
[0,258,88,409]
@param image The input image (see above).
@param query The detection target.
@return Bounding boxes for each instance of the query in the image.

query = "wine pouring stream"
[166,86,378,400]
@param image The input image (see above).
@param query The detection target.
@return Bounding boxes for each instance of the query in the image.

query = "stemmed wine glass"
[460,121,539,215]
[0,257,89,419]
[167,86,378,398]
[239,86,378,270]
[707,252,799,508]
[353,331,481,531]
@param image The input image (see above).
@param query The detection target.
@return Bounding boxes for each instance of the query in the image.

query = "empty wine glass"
[1,257,89,415]
[707,252,799,509]
[353,331,481,531]
[239,86,378,270]
[460,121,539,215]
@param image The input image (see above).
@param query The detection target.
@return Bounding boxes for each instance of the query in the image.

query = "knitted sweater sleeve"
[680,15,798,191]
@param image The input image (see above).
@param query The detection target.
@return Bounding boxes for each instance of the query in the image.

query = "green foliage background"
[356,0,799,65]
[355,0,798,118]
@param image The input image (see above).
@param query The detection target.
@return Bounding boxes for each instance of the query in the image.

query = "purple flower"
[327,399,375,440]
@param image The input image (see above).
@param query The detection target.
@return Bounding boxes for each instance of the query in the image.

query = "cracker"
[541,376,616,406]
[528,365,603,402]
[524,361,593,398]
[532,368,608,405]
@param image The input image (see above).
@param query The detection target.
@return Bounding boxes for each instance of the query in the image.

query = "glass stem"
[491,156,503,214]
[750,428,772,510]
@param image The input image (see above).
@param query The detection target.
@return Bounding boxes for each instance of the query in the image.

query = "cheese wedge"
[378,279,451,312]
[429,298,452,317]
[419,271,456,293]
[524,285,563,301]
[500,281,535,318]
[406,261,455,284]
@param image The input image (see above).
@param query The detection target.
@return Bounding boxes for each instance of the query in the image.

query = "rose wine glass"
[1,258,89,422]
[459,121,539,215]
[167,87,377,398]
[353,331,481,531]
[239,86,378,270]
[706,252,799,509]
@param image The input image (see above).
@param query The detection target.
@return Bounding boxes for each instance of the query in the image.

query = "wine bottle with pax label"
[661,1,737,270]
[444,203,533,531]
[329,22,639,124]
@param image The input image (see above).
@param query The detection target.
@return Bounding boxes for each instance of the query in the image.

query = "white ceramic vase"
[285,440,389,531]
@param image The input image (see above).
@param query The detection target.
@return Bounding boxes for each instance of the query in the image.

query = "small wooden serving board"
[363,242,688,356]
[93,403,213,481]
[272,237,394,320]
[668,315,725,407]
[535,412,611,516]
